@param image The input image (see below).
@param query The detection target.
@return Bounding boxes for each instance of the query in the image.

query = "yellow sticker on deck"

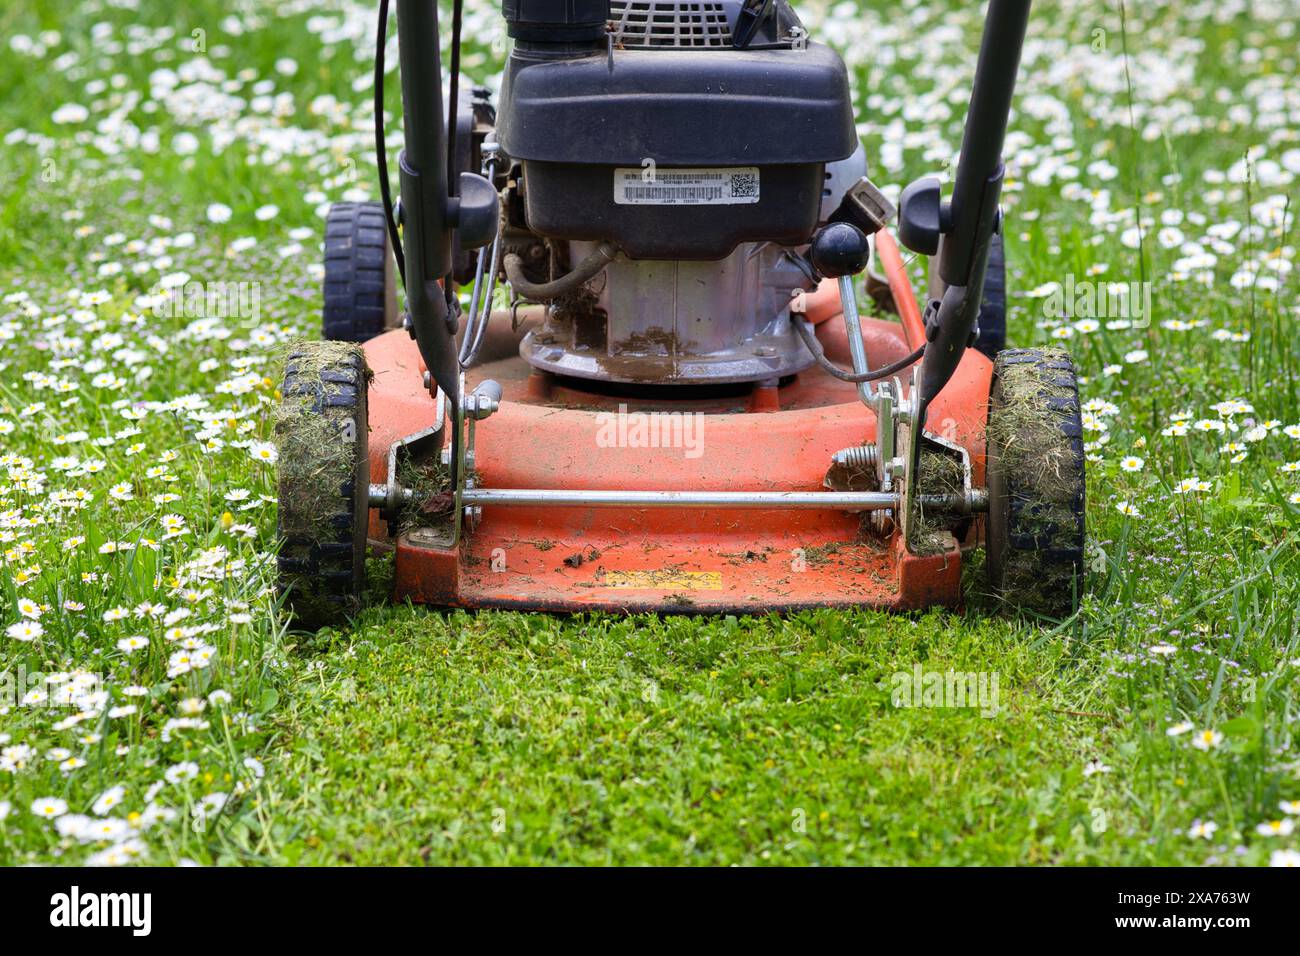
[601,570,723,591]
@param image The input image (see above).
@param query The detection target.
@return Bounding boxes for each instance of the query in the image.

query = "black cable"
[374,0,405,285]
[504,243,619,301]
[793,318,925,383]
[446,0,463,191]
[443,0,464,312]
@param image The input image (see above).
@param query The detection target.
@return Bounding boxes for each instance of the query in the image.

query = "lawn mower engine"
[276,0,1087,628]
[498,0,857,385]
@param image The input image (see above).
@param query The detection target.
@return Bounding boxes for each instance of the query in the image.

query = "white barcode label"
[613,167,761,205]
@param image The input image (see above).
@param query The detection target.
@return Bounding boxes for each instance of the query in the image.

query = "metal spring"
[831,446,879,470]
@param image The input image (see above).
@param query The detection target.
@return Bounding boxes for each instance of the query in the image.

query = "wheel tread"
[975,232,1007,359]
[986,347,1086,617]
[322,201,396,343]
[275,341,370,629]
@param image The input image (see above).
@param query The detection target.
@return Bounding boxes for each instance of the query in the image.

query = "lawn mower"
[275,0,1085,628]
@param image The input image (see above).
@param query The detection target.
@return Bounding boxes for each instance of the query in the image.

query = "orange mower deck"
[364,233,994,612]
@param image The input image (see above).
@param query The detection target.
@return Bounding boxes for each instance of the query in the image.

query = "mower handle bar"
[939,0,1031,289]
[915,0,1031,417]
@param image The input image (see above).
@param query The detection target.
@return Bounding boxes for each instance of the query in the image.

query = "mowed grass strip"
[264,605,1133,865]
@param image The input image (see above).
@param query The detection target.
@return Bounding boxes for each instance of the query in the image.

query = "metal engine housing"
[519,241,821,385]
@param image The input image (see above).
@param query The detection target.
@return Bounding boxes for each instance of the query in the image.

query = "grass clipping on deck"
[912,448,967,555]
[395,454,453,533]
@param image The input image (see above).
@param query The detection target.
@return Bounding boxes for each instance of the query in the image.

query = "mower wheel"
[275,341,370,630]
[986,347,1085,617]
[975,232,1006,359]
[322,201,397,343]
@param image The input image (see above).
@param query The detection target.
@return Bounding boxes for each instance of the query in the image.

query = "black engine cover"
[497,42,857,259]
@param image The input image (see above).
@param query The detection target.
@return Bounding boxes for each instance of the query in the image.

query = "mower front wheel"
[985,347,1086,617]
[275,341,371,630]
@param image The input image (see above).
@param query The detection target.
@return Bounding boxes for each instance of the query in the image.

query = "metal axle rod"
[456,487,985,513]
[370,482,988,516]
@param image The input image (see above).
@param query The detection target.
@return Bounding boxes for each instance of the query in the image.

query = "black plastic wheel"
[975,231,1006,359]
[323,201,397,343]
[986,347,1085,617]
[275,341,370,629]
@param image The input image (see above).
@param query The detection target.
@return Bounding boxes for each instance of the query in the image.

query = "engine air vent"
[609,1,733,48]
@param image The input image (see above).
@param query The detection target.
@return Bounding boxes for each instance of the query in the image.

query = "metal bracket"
[431,376,502,543]
[374,390,447,540]
[832,274,910,534]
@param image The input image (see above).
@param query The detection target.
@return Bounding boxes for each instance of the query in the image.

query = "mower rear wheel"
[275,341,370,630]
[975,232,1007,359]
[985,347,1085,617]
[322,201,397,343]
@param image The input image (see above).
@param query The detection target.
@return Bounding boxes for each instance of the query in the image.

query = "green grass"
[273,608,1108,865]
[1,0,1299,866]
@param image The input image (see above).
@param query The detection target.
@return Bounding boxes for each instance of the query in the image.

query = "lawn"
[0,0,1298,866]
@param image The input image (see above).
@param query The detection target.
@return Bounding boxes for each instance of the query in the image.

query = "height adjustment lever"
[449,172,499,250]
[896,177,950,256]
